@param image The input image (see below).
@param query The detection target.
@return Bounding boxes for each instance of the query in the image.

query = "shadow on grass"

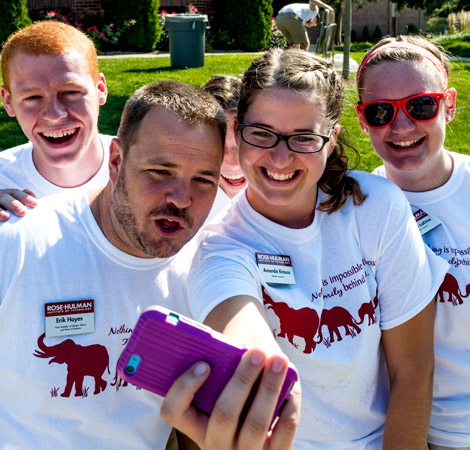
[122,66,197,74]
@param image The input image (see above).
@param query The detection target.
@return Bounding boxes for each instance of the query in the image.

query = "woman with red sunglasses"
[356,36,469,450]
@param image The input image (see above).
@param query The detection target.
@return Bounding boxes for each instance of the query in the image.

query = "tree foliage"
[0,0,31,46]
[211,0,273,51]
[393,0,468,16]
[104,0,161,52]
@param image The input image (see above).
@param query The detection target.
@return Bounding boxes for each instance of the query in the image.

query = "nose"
[43,96,67,122]
[270,139,294,168]
[390,106,415,132]
[165,180,192,209]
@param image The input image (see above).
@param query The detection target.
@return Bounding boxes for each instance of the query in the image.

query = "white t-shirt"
[0,191,193,449]
[188,170,448,449]
[374,151,470,447]
[206,186,232,222]
[0,134,113,197]
[279,3,319,26]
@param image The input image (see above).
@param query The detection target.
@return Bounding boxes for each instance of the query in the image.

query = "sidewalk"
[98,50,359,73]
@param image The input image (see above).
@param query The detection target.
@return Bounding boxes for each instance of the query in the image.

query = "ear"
[1,86,16,118]
[327,124,341,158]
[354,103,370,134]
[444,88,457,124]
[234,117,241,147]
[96,73,108,107]
[109,137,123,185]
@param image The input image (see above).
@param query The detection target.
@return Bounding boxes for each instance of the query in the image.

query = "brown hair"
[357,35,451,100]
[203,74,242,112]
[1,21,99,92]
[118,80,226,158]
[238,48,365,213]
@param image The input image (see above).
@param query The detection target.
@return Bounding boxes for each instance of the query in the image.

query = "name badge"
[45,300,95,338]
[256,252,296,285]
[412,207,441,236]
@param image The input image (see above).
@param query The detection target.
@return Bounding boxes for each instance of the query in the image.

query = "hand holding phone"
[117,306,298,425]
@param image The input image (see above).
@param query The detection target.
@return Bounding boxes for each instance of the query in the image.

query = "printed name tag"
[412,208,441,236]
[256,252,296,285]
[45,300,95,337]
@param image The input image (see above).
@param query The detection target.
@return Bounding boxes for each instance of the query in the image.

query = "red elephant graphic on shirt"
[357,295,379,326]
[262,286,320,354]
[316,307,362,344]
[33,333,110,397]
[437,273,470,305]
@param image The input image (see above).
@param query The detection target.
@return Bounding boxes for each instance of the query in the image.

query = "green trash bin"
[164,14,209,68]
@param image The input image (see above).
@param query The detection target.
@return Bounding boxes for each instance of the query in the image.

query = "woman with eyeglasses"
[181,48,448,449]
[356,36,469,450]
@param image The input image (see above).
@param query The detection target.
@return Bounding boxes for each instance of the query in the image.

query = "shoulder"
[0,192,78,237]
[372,164,386,178]
[99,134,115,151]
[449,150,470,168]
[0,142,32,164]
[349,169,403,198]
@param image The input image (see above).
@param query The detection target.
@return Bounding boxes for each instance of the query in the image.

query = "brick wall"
[350,0,428,38]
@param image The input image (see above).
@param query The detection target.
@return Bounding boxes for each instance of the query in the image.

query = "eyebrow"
[145,159,219,178]
[248,122,319,134]
[16,81,85,95]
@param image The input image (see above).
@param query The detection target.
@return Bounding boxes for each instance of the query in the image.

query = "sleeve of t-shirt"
[187,236,261,323]
[372,186,449,330]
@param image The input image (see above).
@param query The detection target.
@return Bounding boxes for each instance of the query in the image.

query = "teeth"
[393,139,420,147]
[266,169,296,181]
[222,173,244,181]
[42,129,76,138]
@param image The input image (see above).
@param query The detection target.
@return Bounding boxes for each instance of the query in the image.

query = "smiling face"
[359,59,456,190]
[219,110,246,198]
[238,87,337,228]
[0,51,107,183]
[109,106,223,258]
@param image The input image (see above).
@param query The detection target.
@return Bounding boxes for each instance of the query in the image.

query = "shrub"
[266,16,288,50]
[431,32,470,57]
[372,25,382,42]
[427,17,448,34]
[0,0,31,46]
[406,23,420,35]
[29,5,135,52]
[213,0,273,51]
[351,29,357,43]
[351,41,373,52]
[104,0,160,52]
[362,25,370,42]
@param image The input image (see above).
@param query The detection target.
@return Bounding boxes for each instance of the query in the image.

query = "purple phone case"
[117,306,297,422]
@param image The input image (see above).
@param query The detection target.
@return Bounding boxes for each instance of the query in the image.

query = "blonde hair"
[357,35,451,100]
[1,21,99,92]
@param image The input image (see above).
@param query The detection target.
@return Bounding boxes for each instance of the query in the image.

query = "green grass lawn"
[1,52,469,173]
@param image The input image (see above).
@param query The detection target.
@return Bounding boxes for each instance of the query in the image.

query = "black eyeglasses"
[355,91,447,129]
[238,124,331,154]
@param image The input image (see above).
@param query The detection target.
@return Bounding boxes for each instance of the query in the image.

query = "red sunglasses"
[355,90,447,129]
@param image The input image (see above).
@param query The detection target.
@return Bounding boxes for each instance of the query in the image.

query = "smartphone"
[117,305,298,425]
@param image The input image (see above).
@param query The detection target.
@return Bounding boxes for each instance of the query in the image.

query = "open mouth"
[155,218,184,237]
[41,128,77,144]
[263,168,299,182]
[389,137,424,149]
[221,173,246,187]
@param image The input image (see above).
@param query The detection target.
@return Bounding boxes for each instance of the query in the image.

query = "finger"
[0,209,10,222]
[0,196,28,218]
[21,189,38,206]
[237,355,288,449]
[160,362,211,446]
[267,380,301,450]
[204,348,267,449]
